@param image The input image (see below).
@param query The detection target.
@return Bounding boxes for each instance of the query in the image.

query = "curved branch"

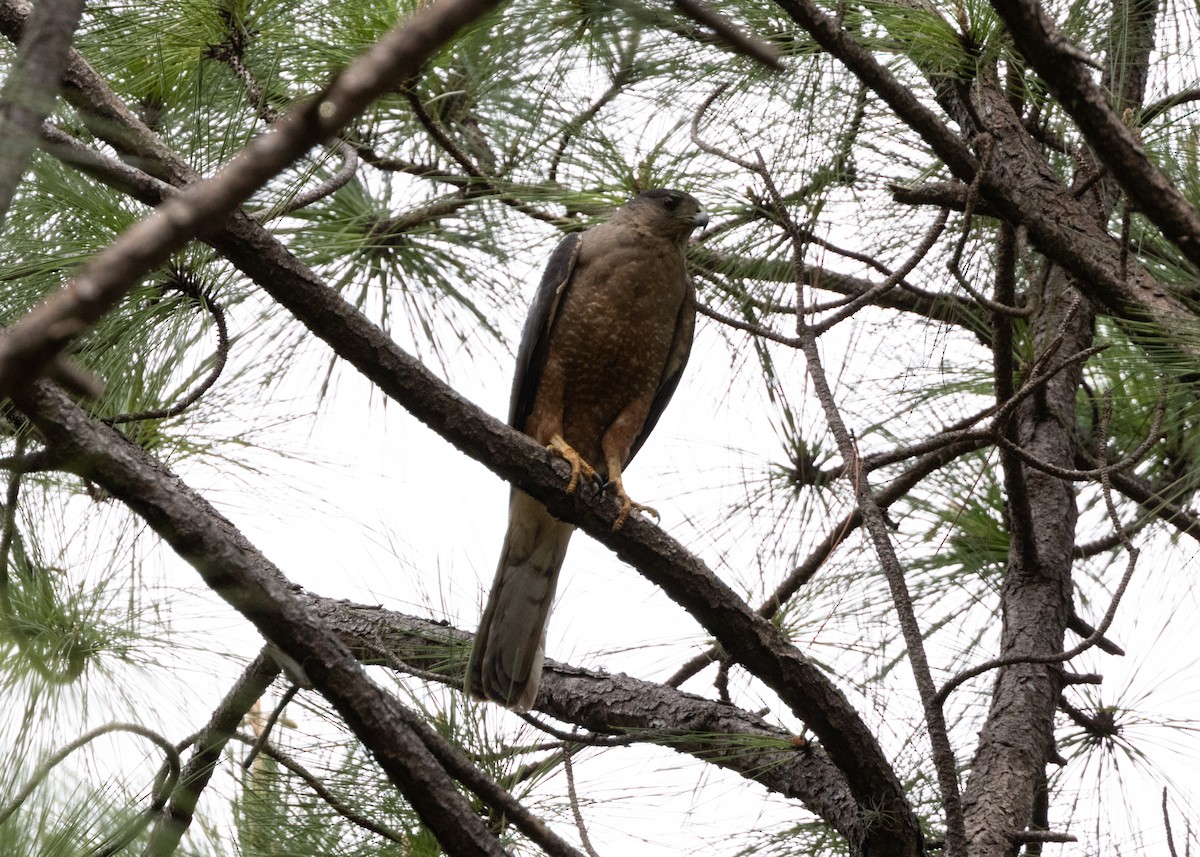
[107,280,230,426]
[229,731,413,847]
[0,721,180,852]
[932,542,1139,708]
[810,207,949,334]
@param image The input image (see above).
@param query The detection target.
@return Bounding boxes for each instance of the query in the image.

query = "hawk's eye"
[661,195,681,211]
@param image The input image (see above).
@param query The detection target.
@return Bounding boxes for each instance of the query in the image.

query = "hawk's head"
[625,189,708,242]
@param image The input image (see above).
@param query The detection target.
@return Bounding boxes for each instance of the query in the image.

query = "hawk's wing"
[508,232,582,430]
[627,280,695,463]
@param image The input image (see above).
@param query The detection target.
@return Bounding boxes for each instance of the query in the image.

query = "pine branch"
[303,595,863,839]
[770,0,1200,371]
[989,0,1200,271]
[0,0,506,400]
[19,47,921,854]
[13,381,518,857]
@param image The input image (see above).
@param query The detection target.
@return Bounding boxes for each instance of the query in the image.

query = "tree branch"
[303,595,864,839]
[988,0,1200,271]
[24,70,921,857]
[143,649,282,857]
[14,382,515,857]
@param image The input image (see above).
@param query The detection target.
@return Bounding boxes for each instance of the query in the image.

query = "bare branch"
[563,741,602,857]
[229,731,412,846]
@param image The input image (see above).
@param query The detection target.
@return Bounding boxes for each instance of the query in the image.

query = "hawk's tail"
[466,491,574,711]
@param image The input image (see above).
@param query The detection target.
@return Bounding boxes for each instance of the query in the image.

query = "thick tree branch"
[14,383,517,857]
[989,0,1200,271]
[303,595,864,838]
[16,378,865,844]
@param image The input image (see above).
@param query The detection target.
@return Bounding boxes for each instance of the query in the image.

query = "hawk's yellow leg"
[606,456,659,531]
[547,434,596,495]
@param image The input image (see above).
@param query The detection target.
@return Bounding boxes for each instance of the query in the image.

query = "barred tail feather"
[467,491,574,711]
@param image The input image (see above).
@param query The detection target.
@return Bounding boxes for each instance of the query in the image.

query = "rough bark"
[307,595,864,838]
[962,3,1159,851]
[988,0,1200,270]
[962,283,1091,855]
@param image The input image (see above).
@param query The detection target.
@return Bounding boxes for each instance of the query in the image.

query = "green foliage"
[3,0,1200,853]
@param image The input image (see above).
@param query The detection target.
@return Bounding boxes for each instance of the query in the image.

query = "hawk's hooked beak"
[693,208,710,229]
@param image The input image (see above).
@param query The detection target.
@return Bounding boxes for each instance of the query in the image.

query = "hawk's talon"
[612,497,659,531]
[607,472,658,531]
[547,435,596,494]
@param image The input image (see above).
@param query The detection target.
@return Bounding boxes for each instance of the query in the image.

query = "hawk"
[467,189,708,710]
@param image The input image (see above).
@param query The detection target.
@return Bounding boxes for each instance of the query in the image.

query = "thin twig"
[994,382,1167,482]
[242,683,299,770]
[1141,88,1200,124]
[549,33,638,184]
[517,712,637,747]
[696,302,801,347]
[563,739,602,857]
[932,542,1139,708]
[230,732,411,846]
[1163,787,1179,857]
[810,208,949,334]
[755,151,964,852]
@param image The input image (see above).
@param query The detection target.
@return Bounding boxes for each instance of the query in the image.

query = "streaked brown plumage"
[467,189,707,710]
